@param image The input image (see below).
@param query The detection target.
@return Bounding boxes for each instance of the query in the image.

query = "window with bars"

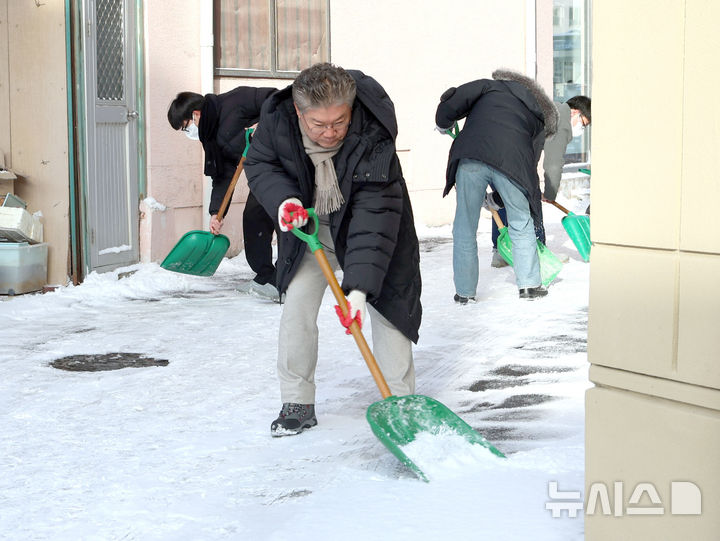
[214,0,329,78]
[96,0,125,101]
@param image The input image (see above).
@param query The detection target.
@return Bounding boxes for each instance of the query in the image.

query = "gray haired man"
[245,63,422,436]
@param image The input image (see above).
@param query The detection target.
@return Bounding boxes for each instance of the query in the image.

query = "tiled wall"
[586,0,720,538]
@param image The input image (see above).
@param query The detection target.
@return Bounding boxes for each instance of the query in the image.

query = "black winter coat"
[435,69,558,228]
[201,86,276,215]
[245,71,422,343]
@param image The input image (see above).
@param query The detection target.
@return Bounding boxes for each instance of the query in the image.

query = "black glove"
[483,191,504,211]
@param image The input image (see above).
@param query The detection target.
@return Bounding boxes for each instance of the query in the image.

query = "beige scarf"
[299,122,345,215]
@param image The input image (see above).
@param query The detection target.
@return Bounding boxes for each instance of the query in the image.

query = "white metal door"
[82,0,139,272]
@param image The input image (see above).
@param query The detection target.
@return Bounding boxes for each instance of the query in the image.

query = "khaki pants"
[278,222,415,404]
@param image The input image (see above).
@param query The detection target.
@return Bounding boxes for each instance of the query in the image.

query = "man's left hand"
[210,214,223,235]
[335,290,367,335]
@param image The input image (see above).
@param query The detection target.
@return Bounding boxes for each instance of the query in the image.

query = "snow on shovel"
[487,207,562,287]
[289,208,504,482]
[161,129,253,277]
[545,200,591,262]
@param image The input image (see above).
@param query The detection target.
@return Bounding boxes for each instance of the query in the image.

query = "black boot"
[271,403,317,436]
[518,286,548,299]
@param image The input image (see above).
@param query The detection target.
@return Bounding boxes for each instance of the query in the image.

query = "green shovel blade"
[495,227,562,286]
[561,213,591,262]
[160,230,230,276]
[367,395,505,482]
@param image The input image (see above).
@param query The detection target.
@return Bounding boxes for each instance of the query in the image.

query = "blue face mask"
[184,121,199,141]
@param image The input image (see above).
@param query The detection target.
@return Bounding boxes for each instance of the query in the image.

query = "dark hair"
[292,63,356,113]
[566,95,591,124]
[167,92,205,130]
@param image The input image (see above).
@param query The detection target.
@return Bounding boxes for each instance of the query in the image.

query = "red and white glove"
[278,198,308,232]
[335,290,367,335]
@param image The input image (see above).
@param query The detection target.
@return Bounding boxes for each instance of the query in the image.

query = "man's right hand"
[210,214,223,235]
[278,198,308,232]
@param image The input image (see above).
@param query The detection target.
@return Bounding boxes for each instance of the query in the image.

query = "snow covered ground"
[1,202,590,540]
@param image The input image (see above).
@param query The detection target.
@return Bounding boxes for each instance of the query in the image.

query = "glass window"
[214,0,329,78]
[553,0,591,164]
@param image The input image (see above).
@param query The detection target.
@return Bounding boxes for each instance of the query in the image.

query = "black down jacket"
[204,85,276,215]
[245,70,422,343]
[435,69,558,228]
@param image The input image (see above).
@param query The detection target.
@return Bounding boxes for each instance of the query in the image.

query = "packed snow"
[1,200,590,540]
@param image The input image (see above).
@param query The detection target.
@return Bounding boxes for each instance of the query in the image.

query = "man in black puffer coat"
[435,69,558,301]
[168,86,279,297]
[245,63,422,437]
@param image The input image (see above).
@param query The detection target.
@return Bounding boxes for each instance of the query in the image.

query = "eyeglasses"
[300,114,350,135]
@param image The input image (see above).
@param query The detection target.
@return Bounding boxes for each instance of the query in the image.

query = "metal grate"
[50,353,169,372]
[95,0,125,101]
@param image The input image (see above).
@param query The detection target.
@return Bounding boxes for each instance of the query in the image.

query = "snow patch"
[98,244,131,255]
[0,211,589,540]
[143,196,167,211]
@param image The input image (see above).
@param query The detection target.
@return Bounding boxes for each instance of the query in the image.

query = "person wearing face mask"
[541,95,592,203]
[167,87,282,300]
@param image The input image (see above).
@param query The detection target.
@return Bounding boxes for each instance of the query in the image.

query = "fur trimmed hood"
[492,69,558,137]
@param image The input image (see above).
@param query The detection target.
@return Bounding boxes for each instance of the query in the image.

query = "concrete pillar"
[587,0,720,538]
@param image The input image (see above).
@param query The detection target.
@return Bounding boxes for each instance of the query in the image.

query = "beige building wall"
[330,0,536,226]
[143,0,215,263]
[0,1,70,286]
[144,2,273,262]
[587,0,720,538]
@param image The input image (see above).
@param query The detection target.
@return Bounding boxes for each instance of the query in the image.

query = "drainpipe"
[200,0,214,230]
[135,0,147,200]
[65,0,80,284]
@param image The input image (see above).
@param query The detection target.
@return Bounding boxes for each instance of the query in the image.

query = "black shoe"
[454,294,476,305]
[271,403,317,437]
[518,286,548,299]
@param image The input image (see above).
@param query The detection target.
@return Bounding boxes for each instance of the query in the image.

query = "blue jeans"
[453,158,541,295]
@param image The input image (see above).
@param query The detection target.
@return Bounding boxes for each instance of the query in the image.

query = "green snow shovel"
[161,129,253,276]
[290,208,505,482]
[488,207,563,287]
[546,200,591,262]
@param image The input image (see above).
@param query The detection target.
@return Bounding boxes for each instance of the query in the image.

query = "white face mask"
[571,119,584,138]
[184,121,199,141]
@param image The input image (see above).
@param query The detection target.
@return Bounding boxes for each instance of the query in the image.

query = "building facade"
[1,0,550,285]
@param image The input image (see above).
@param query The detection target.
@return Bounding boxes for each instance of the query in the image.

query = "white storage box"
[0,242,48,295]
[0,207,43,243]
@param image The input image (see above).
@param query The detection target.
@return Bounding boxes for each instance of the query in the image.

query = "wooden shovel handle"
[217,128,253,221]
[216,157,245,220]
[488,207,506,229]
[312,248,393,399]
[545,199,570,215]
